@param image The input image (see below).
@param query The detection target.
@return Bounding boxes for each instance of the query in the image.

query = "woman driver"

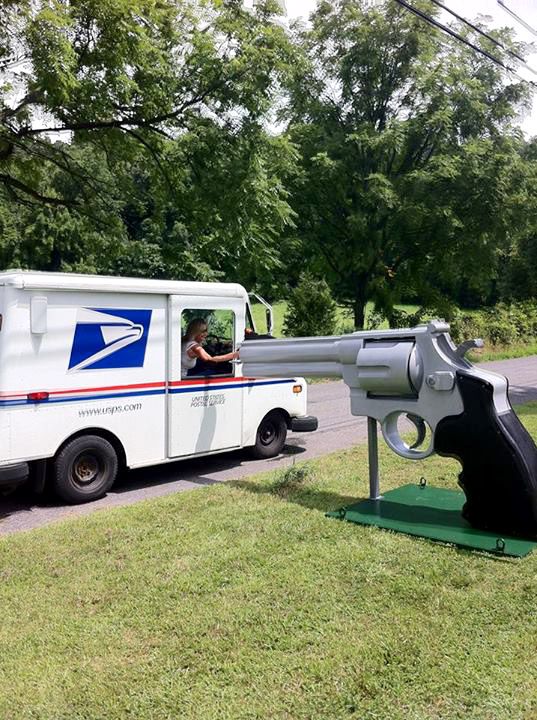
[181,318,239,378]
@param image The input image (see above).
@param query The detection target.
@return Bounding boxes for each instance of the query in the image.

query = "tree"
[1,0,294,207]
[0,124,297,280]
[283,271,337,336]
[110,122,297,284]
[0,0,298,281]
[285,0,532,328]
[496,138,537,302]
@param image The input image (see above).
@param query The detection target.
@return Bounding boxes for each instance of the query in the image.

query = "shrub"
[368,300,537,348]
[271,462,314,496]
[447,301,537,347]
[283,273,337,337]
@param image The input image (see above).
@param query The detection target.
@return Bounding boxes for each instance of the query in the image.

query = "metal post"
[367,417,382,500]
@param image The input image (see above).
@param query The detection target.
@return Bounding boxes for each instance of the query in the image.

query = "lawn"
[1,408,537,718]
[250,300,378,337]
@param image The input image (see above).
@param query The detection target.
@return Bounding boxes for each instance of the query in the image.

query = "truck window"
[246,293,274,337]
[181,309,236,379]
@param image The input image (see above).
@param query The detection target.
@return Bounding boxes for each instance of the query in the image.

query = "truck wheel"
[53,435,118,504]
[251,411,287,459]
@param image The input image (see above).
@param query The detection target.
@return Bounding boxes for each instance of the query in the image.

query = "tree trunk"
[48,246,62,272]
[353,296,366,330]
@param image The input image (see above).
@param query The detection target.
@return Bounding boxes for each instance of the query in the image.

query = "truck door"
[168,295,244,458]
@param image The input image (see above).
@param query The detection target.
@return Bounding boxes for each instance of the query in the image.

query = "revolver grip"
[434,371,537,538]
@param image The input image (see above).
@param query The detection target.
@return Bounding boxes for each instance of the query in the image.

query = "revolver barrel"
[240,336,346,378]
[240,333,422,396]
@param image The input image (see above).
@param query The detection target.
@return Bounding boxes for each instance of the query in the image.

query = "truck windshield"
[247,293,273,337]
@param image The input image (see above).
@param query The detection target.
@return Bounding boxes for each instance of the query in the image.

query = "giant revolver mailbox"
[240,320,537,538]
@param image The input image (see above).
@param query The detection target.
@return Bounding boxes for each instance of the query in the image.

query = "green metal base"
[326,483,537,557]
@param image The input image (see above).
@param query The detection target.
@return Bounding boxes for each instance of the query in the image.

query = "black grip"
[434,371,537,538]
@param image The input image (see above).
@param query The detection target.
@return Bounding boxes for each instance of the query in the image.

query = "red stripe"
[0,376,272,400]
[0,381,166,400]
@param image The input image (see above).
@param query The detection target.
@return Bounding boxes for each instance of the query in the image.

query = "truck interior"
[181,308,236,378]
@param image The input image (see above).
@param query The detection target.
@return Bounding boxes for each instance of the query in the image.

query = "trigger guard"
[406,413,427,449]
[381,411,434,460]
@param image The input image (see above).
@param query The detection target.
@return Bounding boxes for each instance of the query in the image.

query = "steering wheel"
[205,334,232,353]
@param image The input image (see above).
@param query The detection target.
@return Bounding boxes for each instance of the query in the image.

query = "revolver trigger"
[456,338,484,359]
[406,413,427,449]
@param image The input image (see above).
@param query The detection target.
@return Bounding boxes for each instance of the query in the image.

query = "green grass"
[250,299,288,337]
[2,408,537,718]
[468,341,537,363]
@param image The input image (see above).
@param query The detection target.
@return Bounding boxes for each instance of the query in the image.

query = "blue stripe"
[170,379,295,394]
[0,379,295,407]
[0,389,165,407]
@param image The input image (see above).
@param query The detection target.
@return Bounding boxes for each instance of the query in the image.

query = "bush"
[283,273,337,337]
[369,300,537,349]
[271,462,314,496]
[447,301,537,347]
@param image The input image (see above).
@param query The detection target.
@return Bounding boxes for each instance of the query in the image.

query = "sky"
[284,0,537,136]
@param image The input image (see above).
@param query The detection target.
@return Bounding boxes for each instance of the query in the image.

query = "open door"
[168,295,244,458]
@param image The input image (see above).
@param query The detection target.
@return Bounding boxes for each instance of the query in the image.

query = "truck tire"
[53,435,118,504]
[251,411,287,459]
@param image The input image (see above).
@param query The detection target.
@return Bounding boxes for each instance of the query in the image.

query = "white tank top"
[181,340,199,378]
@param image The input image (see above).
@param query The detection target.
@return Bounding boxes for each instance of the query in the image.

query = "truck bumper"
[290,415,318,432]
[0,462,29,488]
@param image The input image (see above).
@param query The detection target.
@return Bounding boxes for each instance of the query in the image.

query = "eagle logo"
[68,308,152,372]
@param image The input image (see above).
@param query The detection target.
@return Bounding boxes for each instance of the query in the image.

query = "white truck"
[0,271,317,503]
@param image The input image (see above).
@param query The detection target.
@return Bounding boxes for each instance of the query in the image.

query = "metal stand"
[367,417,382,500]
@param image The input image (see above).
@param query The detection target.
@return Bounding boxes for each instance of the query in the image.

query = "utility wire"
[498,0,537,37]
[430,0,536,74]
[393,0,537,89]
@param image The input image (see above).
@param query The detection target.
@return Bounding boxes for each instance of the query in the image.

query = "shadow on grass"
[229,479,531,560]
[230,476,361,513]
[0,442,310,531]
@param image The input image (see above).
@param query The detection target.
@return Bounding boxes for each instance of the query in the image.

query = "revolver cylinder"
[356,341,423,396]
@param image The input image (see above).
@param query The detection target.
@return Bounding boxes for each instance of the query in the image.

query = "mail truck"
[0,271,317,503]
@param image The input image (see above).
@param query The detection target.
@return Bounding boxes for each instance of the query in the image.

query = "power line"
[498,1,537,37]
[430,0,536,75]
[393,0,537,90]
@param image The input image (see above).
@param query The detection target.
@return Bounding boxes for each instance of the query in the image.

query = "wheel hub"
[73,453,99,484]
[260,423,276,445]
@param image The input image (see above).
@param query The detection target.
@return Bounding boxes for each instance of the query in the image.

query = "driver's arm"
[190,345,238,363]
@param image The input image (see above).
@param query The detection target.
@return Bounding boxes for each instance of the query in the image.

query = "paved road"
[2,355,537,535]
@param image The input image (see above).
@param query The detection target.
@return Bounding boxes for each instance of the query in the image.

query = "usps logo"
[68,308,152,372]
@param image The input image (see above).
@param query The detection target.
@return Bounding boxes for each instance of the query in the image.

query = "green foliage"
[449,301,537,347]
[271,461,314,496]
[371,299,537,349]
[3,0,537,311]
[0,0,297,281]
[283,272,337,336]
[367,305,429,331]
[285,0,533,328]
[495,139,537,303]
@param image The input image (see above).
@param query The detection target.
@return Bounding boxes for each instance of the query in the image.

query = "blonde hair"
[184,318,207,341]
